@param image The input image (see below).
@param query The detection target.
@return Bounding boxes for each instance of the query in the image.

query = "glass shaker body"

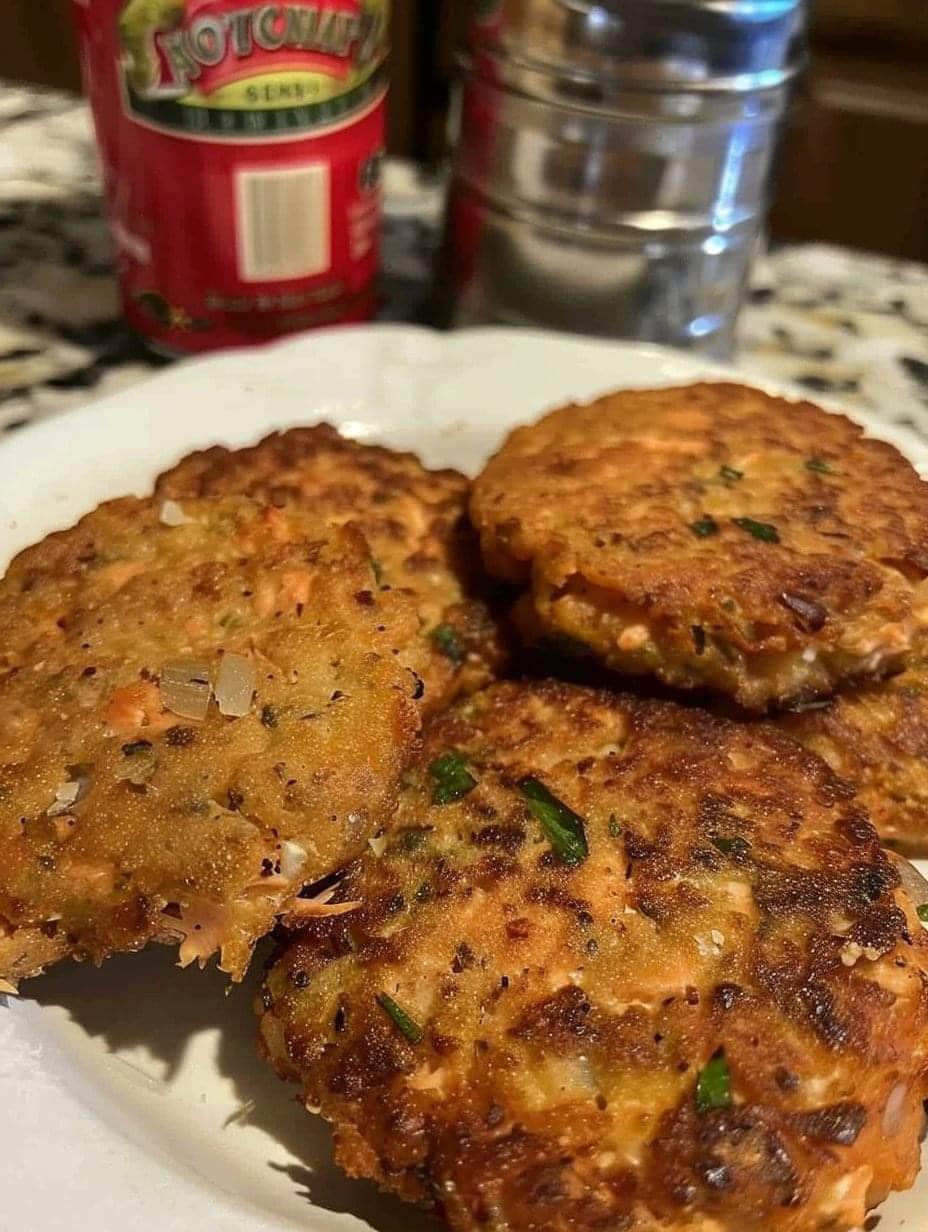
[437,0,806,358]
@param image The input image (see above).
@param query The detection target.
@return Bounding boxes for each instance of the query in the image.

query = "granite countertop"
[1,84,927,438]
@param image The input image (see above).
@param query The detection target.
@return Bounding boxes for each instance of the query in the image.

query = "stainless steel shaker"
[435,0,806,358]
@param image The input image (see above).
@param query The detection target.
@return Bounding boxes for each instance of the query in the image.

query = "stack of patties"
[4,393,928,1232]
[780,651,928,856]
[470,382,928,861]
[259,385,928,1232]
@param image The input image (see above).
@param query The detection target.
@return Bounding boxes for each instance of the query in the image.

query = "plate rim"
[1,320,924,459]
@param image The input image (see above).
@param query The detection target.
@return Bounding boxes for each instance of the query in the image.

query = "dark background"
[6,0,928,261]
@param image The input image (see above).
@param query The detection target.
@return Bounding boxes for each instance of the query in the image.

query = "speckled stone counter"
[1,84,926,438]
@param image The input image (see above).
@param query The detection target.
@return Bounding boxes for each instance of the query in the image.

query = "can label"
[74,0,389,353]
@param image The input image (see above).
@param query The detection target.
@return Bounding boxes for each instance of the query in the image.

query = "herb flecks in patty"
[429,752,477,805]
[690,516,719,539]
[732,517,780,544]
[519,777,589,867]
[376,993,424,1044]
[696,1050,733,1113]
[432,624,465,665]
[712,835,751,858]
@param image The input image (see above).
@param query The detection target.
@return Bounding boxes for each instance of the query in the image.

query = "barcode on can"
[235,163,331,283]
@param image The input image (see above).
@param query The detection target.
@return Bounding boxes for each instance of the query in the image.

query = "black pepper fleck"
[166,726,196,747]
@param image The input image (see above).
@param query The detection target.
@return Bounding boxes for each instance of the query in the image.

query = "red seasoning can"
[73,0,389,354]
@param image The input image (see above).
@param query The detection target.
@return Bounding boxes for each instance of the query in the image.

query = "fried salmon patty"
[471,383,928,710]
[156,425,507,711]
[0,496,422,987]
[258,681,928,1232]
[780,629,928,856]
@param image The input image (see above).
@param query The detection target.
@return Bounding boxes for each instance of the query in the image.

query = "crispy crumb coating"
[0,496,422,986]
[259,681,928,1232]
[471,383,928,711]
[780,628,928,856]
[156,425,508,711]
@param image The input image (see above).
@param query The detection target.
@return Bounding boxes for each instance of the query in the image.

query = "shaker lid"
[463,0,806,97]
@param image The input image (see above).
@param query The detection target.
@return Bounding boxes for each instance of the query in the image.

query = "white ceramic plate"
[1,326,926,1232]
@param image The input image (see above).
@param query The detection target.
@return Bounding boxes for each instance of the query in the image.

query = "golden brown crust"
[156,425,508,710]
[0,496,422,986]
[780,630,928,856]
[471,383,928,710]
[258,681,928,1232]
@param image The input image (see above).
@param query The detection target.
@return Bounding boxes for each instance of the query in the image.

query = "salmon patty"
[780,628,928,856]
[471,383,928,710]
[0,496,422,987]
[258,680,928,1232]
[157,425,507,711]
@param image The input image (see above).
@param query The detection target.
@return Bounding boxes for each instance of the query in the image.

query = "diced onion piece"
[889,852,928,911]
[883,1081,910,1136]
[160,500,194,527]
[215,653,256,718]
[368,834,387,857]
[160,659,212,721]
[279,841,308,881]
[407,1064,449,1093]
[48,779,81,818]
[48,767,91,817]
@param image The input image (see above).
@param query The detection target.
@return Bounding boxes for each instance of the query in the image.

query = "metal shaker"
[435,0,806,358]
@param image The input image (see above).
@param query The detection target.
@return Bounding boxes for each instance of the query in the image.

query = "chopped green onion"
[805,458,836,475]
[917,904,928,924]
[396,827,432,854]
[519,777,589,867]
[431,624,465,665]
[696,1051,732,1113]
[732,517,780,544]
[429,752,477,805]
[690,516,719,538]
[608,815,622,838]
[376,993,424,1044]
[712,835,751,858]
[719,465,744,481]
